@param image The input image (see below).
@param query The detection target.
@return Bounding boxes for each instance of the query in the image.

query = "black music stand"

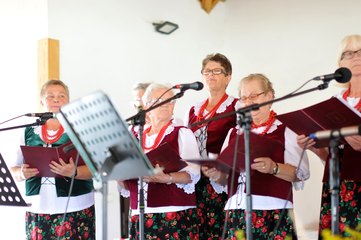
[56,90,154,240]
[0,153,28,207]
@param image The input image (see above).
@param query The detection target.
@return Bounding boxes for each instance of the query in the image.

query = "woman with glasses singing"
[119,83,201,239]
[297,34,361,238]
[206,74,310,239]
[184,53,239,239]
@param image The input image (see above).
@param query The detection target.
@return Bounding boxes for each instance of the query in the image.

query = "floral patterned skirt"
[195,174,228,239]
[25,205,95,240]
[129,208,199,240]
[319,180,361,238]
[224,208,297,240]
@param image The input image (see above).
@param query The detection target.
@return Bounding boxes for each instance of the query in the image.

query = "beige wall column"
[38,38,60,86]
[37,38,60,107]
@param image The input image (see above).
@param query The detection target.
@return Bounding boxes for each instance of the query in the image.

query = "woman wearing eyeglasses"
[185,53,238,239]
[206,73,310,239]
[297,34,361,238]
[119,83,201,239]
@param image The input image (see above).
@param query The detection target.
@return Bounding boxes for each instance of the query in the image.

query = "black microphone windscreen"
[195,81,204,90]
[335,67,352,83]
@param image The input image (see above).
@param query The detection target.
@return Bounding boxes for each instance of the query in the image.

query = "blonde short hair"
[238,73,275,99]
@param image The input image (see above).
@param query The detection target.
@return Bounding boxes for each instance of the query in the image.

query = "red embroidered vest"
[227,124,293,202]
[127,126,196,210]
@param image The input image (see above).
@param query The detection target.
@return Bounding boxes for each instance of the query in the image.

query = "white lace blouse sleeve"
[209,129,233,194]
[177,128,201,194]
[284,127,310,190]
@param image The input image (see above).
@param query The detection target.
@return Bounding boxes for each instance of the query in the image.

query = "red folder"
[276,97,361,148]
[217,132,285,172]
[21,141,85,177]
[146,143,188,173]
[184,158,230,172]
[186,132,284,173]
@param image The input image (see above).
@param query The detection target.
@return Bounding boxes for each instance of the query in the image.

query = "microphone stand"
[190,81,330,240]
[329,137,340,235]
[126,91,185,240]
[0,118,47,132]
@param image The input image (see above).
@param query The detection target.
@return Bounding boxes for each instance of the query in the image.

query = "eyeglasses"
[201,68,226,76]
[146,98,176,106]
[341,49,361,60]
[44,93,68,101]
[239,92,265,102]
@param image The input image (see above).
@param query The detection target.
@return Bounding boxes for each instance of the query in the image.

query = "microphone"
[309,125,361,140]
[25,112,55,120]
[173,81,204,91]
[312,67,352,83]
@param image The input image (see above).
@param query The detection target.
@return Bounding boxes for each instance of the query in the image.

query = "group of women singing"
[9,34,361,240]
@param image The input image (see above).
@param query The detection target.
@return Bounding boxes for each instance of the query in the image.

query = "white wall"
[0,0,47,239]
[1,0,360,239]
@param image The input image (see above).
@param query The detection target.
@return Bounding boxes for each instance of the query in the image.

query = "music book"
[276,97,361,148]
[20,141,85,177]
[217,132,285,172]
[146,143,188,173]
[186,132,284,173]
[184,158,230,172]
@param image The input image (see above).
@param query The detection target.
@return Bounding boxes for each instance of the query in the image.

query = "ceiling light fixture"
[152,21,179,34]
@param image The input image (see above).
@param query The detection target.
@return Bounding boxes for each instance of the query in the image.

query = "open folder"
[276,97,361,148]
[146,143,187,173]
[21,141,85,177]
[187,132,284,172]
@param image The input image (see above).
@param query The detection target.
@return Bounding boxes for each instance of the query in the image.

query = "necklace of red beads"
[41,124,64,145]
[142,121,172,151]
[194,93,228,129]
[342,87,361,111]
[251,110,277,136]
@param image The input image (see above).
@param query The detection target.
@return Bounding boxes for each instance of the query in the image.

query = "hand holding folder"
[21,141,85,177]
[146,143,187,173]
[276,97,361,148]
[186,132,284,173]
[217,132,284,172]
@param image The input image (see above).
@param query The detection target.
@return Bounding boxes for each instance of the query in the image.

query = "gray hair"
[142,83,174,107]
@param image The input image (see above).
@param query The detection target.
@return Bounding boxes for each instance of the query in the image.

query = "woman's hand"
[345,135,361,151]
[202,166,221,181]
[143,164,171,184]
[297,134,316,149]
[251,157,275,174]
[49,158,77,177]
[297,134,329,161]
[19,164,39,180]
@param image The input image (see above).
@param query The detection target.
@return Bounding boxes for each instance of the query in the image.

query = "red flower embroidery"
[55,221,71,237]
[83,231,89,239]
[31,226,42,240]
[173,232,179,239]
[209,217,215,226]
[254,217,265,228]
[145,219,154,228]
[321,214,331,229]
[165,212,177,221]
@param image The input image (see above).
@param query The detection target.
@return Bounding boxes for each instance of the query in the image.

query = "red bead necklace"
[41,124,64,144]
[195,93,228,128]
[251,110,277,136]
[342,87,361,111]
[142,121,172,151]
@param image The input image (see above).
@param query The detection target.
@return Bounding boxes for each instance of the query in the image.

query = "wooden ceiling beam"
[200,0,222,13]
